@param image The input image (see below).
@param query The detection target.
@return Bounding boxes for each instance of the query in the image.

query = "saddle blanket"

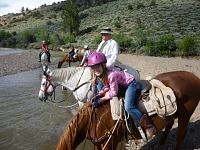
[145,79,177,117]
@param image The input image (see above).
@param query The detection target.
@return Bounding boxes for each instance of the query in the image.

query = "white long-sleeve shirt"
[97,39,119,67]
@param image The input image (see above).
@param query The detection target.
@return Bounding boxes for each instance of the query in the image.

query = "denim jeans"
[97,77,104,92]
[124,79,143,122]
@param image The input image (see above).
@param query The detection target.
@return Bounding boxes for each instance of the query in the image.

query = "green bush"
[37,28,50,42]
[113,33,134,49]
[133,29,148,48]
[0,30,16,47]
[150,0,156,6]
[63,34,76,44]
[143,34,176,56]
[177,36,197,56]
[157,34,175,52]
[136,2,145,9]
[113,22,121,28]
[94,34,102,45]
[128,5,133,10]
[16,30,36,47]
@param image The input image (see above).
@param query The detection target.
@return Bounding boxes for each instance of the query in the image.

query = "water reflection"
[0,49,28,56]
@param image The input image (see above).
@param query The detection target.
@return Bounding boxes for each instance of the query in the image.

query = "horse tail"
[55,104,90,150]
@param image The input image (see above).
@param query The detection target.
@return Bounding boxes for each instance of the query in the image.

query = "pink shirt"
[101,67,134,100]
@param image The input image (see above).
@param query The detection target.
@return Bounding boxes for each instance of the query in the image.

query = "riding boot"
[139,114,156,140]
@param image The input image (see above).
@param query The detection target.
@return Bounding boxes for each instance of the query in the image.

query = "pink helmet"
[88,52,107,67]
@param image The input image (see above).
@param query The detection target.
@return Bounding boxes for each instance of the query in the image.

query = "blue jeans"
[97,78,104,92]
[124,79,143,122]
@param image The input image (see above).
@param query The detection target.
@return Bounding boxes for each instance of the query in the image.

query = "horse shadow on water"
[140,119,200,150]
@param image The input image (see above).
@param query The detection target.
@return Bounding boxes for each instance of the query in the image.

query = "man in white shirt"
[97,27,119,67]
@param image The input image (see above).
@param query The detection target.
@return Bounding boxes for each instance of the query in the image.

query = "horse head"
[38,74,56,101]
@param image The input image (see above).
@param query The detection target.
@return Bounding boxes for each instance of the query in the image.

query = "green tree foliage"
[21,6,25,13]
[37,28,49,42]
[63,34,76,44]
[61,0,80,36]
[0,30,16,47]
[16,30,36,47]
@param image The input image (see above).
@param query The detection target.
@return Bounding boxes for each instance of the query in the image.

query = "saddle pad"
[110,97,123,120]
[149,79,177,117]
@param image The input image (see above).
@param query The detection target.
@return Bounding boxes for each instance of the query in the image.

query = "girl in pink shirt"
[88,52,155,140]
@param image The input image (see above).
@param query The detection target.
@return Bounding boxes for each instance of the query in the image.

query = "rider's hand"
[90,94,101,104]
[91,98,103,108]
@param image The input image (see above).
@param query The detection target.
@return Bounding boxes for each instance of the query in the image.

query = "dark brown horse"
[57,53,83,68]
[55,71,200,150]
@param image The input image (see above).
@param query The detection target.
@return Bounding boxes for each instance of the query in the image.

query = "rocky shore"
[0,50,59,77]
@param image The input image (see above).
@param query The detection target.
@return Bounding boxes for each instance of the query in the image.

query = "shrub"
[63,34,76,44]
[113,21,121,28]
[177,36,197,56]
[37,28,49,41]
[113,33,134,49]
[150,0,156,6]
[156,34,176,52]
[0,30,16,47]
[128,5,133,10]
[143,34,176,56]
[94,34,102,45]
[16,30,36,47]
[133,29,148,48]
[136,2,145,9]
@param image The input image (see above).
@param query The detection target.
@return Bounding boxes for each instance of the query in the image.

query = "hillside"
[0,0,199,51]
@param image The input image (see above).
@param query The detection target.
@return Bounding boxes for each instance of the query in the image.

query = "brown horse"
[55,71,200,150]
[57,53,83,68]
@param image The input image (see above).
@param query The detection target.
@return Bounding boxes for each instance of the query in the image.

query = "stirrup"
[134,122,148,142]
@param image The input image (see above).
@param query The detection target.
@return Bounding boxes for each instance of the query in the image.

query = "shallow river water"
[0,63,94,150]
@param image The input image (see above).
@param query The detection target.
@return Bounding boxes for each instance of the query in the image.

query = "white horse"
[41,52,50,74]
[38,64,140,107]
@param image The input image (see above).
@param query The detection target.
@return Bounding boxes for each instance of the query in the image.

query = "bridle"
[40,75,56,97]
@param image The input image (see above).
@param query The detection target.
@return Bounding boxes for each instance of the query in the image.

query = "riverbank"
[0,50,60,77]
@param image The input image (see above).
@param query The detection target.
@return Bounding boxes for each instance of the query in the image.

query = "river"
[0,49,94,149]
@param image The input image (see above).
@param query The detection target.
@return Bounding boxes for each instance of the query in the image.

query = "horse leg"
[58,62,63,68]
[173,116,190,150]
[155,118,174,149]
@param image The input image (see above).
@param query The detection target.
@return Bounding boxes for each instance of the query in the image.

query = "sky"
[0,0,62,16]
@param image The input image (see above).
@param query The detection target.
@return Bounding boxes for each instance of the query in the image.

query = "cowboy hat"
[100,27,113,34]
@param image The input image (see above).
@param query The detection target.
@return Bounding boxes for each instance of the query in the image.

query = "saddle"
[73,49,79,58]
[110,79,177,120]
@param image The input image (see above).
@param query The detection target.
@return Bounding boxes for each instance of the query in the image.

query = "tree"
[61,0,80,36]
[21,6,25,13]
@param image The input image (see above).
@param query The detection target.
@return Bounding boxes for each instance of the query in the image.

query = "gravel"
[0,50,59,77]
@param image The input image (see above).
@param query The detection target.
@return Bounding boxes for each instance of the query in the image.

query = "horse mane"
[50,67,84,81]
[55,103,91,150]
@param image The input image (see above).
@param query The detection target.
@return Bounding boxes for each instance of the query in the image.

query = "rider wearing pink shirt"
[100,67,134,100]
[88,52,155,140]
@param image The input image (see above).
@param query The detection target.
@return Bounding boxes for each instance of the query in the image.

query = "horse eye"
[42,82,46,85]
